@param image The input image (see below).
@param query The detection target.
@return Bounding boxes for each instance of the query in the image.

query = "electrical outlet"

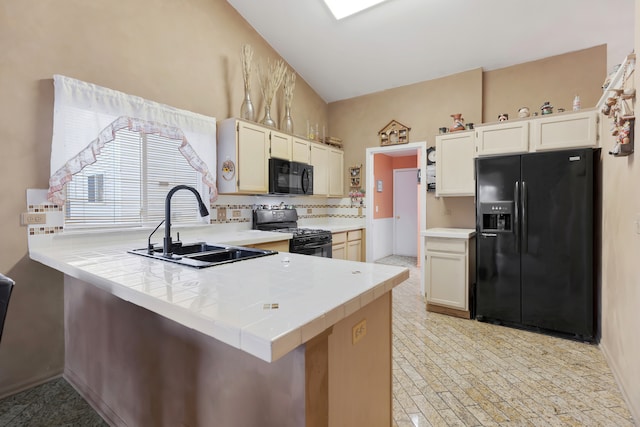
[232,210,241,218]
[217,207,227,222]
[352,319,367,345]
[307,208,312,214]
[21,212,46,225]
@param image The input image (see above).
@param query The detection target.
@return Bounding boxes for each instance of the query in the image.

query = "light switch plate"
[217,207,226,222]
[21,212,46,225]
[232,210,241,218]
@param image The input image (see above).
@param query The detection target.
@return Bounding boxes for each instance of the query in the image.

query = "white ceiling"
[227,0,635,103]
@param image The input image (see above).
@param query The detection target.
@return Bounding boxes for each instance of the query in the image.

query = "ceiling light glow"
[323,0,388,20]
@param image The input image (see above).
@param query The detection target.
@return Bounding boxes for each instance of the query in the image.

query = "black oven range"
[252,207,332,258]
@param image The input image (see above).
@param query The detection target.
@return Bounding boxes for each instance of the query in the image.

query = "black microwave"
[269,158,313,195]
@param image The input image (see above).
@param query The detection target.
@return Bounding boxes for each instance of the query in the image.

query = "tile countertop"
[28,226,408,363]
[421,228,476,239]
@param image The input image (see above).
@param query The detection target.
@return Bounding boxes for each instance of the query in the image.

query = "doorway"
[365,142,427,263]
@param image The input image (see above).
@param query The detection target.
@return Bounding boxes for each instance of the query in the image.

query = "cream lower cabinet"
[332,229,363,261]
[346,229,363,261]
[423,229,476,319]
[332,232,346,259]
[435,131,475,197]
[247,240,290,252]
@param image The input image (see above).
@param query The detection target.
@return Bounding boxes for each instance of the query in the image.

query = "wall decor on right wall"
[598,53,636,156]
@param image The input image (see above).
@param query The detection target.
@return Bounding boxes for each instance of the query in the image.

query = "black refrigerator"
[475,148,597,341]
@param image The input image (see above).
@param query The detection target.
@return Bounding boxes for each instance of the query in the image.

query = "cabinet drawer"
[347,229,362,241]
[332,232,347,244]
[425,238,466,254]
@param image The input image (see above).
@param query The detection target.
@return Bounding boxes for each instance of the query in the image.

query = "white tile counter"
[29,227,408,363]
[421,227,476,239]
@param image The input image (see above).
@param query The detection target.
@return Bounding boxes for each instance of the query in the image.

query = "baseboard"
[599,342,639,426]
[64,367,126,427]
[0,370,63,400]
[426,303,471,319]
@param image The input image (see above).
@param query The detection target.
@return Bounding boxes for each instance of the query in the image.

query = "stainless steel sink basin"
[128,242,277,268]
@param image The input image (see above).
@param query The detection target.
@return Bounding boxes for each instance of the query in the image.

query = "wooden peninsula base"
[64,276,396,427]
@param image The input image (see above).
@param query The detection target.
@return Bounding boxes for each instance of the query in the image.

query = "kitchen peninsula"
[29,226,409,427]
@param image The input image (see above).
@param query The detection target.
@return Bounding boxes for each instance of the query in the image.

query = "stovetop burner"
[252,208,332,253]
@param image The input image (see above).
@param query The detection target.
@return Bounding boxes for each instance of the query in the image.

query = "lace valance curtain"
[48,75,218,204]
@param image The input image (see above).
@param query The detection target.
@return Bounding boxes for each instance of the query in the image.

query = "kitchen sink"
[128,242,277,268]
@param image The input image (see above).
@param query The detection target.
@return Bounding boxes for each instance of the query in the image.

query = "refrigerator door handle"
[522,180,528,253]
[514,181,520,253]
[481,233,498,237]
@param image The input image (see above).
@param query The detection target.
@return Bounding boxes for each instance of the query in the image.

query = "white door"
[393,168,418,256]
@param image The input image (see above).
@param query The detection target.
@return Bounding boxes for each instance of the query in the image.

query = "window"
[48,75,218,230]
[65,128,204,229]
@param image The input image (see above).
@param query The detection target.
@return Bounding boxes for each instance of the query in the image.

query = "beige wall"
[329,68,483,229]
[483,45,607,123]
[0,0,327,397]
[599,1,640,421]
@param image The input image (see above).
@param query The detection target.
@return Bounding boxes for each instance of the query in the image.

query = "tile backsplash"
[25,189,366,234]
[210,195,365,225]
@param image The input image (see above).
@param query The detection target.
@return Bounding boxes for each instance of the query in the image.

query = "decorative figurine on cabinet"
[518,107,530,118]
[498,113,509,122]
[540,101,554,115]
[449,113,465,132]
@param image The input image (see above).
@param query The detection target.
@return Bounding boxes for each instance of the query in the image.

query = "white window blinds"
[65,129,202,228]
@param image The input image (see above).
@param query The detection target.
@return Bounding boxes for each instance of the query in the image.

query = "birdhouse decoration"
[378,120,410,146]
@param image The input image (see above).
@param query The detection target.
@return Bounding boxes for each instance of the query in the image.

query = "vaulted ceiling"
[227,0,635,103]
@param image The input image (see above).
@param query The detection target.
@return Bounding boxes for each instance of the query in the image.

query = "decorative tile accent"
[29,226,64,235]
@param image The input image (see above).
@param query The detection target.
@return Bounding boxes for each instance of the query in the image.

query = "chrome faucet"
[163,185,210,257]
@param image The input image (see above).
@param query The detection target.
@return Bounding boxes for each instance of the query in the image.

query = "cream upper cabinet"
[435,131,475,197]
[292,137,311,164]
[217,118,269,194]
[328,147,344,196]
[310,142,329,195]
[270,130,292,160]
[475,121,529,157]
[310,143,344,196]
[531,110,599,152]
